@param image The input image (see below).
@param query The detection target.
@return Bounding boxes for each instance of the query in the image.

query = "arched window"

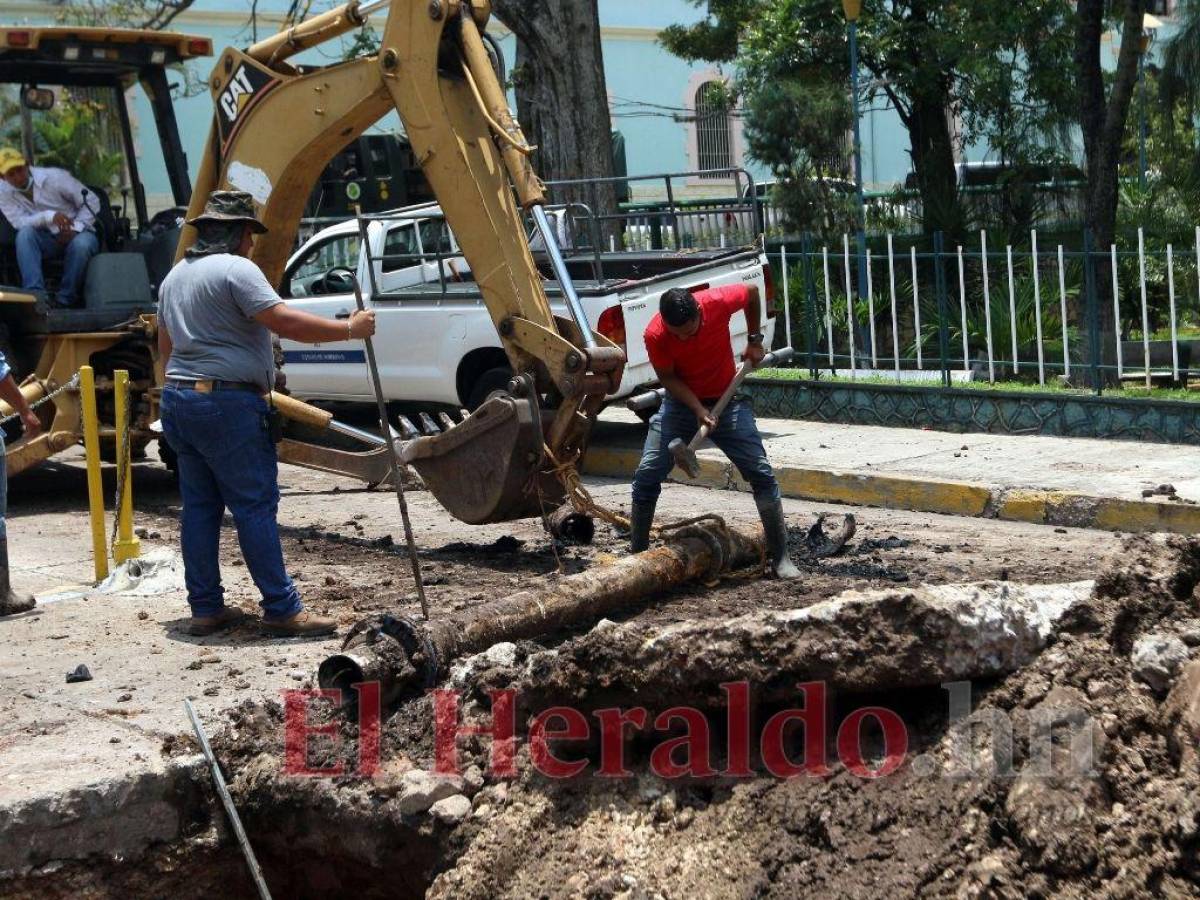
[694,81,733,178]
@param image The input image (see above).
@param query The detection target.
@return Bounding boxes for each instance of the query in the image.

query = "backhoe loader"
[179,0,626,524]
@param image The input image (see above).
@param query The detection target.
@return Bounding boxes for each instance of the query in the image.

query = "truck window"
[285,232,361,297]
[381,223,420,272]
[419,218,453,257]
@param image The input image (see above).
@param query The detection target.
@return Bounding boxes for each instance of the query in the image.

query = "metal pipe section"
[319,521,767,704]
[532,205,597,349]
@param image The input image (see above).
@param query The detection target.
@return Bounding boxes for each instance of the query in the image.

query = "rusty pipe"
[318,521,766,703]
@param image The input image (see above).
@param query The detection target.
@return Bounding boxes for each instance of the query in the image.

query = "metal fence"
[774,226,1200,393]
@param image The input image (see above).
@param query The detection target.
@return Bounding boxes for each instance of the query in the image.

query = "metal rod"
[1057,244,1070,379]
[355,0,392,17]
[886,234,899,378]
[1168,243,1179,381]
[981,231,994,383]
[348,274,429,619]
[1032,230,1045,385]
[80,366,108,582]
[843,233,856,376]
[1006,245,1018,373]
[1138,226,1151,389]
[957,246,968,372]
[328,419,386,447]
[781,245,792,350]
[911,245,922,369]
[185,700,273,900]
[866,249,877,368]
[823,246,834,367]
[1112,244,1122,380]
[532,205,596,349]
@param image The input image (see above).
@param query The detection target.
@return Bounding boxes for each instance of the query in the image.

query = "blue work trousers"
[160,386,301,619]
[16,225,98,307]
[632,396,781,506]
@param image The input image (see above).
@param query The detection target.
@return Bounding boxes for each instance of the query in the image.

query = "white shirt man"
[0,148,99,307]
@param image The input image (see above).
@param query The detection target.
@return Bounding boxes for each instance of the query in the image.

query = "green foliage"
[1,89,125,191]
[664,0,1079,237]
[1160,0,1200,124]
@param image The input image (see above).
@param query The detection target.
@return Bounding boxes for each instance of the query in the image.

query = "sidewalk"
[586,409,1200,533]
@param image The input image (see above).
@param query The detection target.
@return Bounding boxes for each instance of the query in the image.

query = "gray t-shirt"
[159,254,282,392]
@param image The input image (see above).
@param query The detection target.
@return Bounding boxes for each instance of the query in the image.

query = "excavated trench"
[11,526,1200,898]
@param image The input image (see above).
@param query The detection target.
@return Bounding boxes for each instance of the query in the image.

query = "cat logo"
[216,62,275,142]
[219,67,254,123]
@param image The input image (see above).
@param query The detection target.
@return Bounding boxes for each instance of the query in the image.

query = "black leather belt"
[166,378,262,394]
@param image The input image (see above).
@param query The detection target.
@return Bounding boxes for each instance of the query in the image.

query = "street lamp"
[1137,13,1163,191]
[842,0,869,369]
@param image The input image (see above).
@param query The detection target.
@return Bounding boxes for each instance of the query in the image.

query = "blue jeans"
[16,225,99,306]
[160,386,302,619]
[632,396,781,505]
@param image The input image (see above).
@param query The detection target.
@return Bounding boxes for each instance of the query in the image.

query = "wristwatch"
[747,332,764,346]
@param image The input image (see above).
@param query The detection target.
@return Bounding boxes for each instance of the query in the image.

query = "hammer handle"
[689,359,752,449]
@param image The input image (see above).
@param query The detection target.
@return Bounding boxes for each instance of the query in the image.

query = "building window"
[694,81,733,178]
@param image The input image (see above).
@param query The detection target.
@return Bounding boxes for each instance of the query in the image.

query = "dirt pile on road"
[208,533,1200,898]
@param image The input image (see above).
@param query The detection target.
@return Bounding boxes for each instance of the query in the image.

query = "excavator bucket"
[399,388,565,525]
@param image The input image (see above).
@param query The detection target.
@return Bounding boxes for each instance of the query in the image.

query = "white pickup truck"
[277,200,777,412]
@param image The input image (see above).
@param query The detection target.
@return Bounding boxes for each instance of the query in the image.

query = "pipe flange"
[379,613,440,688]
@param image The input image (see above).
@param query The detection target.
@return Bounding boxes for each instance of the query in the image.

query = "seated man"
[0,148,99,307]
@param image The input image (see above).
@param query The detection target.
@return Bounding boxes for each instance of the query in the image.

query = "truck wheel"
[466,366,513,411]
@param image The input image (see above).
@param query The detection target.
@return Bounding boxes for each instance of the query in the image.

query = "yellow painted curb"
[995,490,1052,525]
[1090,497,1200,533]
[775,467,991,517]
[582,447,1200,535]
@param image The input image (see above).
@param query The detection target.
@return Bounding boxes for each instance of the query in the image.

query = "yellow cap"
[0,148,26,175]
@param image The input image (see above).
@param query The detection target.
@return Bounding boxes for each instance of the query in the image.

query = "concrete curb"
[582,447,1200,534]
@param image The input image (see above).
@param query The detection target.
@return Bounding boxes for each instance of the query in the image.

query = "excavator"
[178,0,626,525]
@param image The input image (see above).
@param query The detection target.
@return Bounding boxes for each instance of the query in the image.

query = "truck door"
[371,219,461,404]
[279,228,372,399]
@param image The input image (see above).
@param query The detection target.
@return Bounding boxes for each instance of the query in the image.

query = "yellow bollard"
[79,366,108,582]
[112,369,141,564]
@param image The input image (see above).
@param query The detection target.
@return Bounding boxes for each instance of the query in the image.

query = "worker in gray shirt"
[157,191,375,637]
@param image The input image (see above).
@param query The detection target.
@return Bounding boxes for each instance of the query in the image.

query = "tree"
[1159,0,1200,138]
[1074,0,1147,340]
[53,0,195,30]
[664,1,1076,236]
[490,0,617,232]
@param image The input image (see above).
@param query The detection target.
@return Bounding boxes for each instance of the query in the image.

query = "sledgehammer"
[669,346,794,478]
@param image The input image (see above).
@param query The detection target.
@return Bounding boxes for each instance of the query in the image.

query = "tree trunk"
[1076,0,1145,345]
[490,0,617,244]
[908,87,961,236]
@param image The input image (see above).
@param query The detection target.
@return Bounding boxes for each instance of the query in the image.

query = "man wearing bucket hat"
[157,190,376,638]
[0,148,99,307]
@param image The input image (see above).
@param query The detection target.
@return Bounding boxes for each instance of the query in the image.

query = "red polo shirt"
[644,284,750,399]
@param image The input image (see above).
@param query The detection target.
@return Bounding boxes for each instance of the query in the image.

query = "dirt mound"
[202,534,1200,898]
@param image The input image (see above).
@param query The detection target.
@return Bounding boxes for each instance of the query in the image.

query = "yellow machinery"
[179,0,625,524]
[0,27,212,475]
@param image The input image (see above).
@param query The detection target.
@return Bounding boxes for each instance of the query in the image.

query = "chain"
[110,376,134,555]
[542,445,767,582]
[0,372,81,427]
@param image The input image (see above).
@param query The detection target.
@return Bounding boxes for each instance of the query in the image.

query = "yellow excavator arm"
[179,0,624,524]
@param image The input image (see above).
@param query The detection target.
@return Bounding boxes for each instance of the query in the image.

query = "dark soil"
[183,528,1200,899]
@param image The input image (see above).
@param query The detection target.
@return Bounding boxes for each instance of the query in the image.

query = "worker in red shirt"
[631,284,800,579]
